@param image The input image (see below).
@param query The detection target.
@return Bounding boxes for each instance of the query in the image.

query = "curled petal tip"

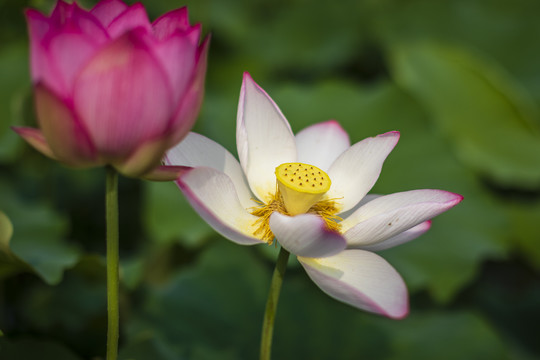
[325,119,340,126]
[380,130,400,141]
[242,71,255,83]
[453,192,465,203]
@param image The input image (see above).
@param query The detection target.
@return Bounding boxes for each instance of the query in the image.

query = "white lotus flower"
[165,73,463,319]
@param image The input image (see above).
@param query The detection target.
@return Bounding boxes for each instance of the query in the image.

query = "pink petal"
[166,35,210,147]
[236,73,296,202]
[106,3,152,38]
[73,29,173,159]
[45,31,101,94]
[26,8,107,95]
[299,250,409,319]
[359,221,432,252]
[152,7,191,40]
[68,4,109,43]
[12,127,56,160]
[269,212,347,258]
[165,132,255,209]
[184,24,202,46]
[27,34,62,94]
[341,190,463,248]
[153,28,198,104]
[50,1,74,25]
[34,84,97,166]
[25,9,50,42]
[327,131,400,213]
[40,1,109,42]
[295,120,350,172]
[176,166,264,245]
[26,10,65,93]
[90,0,129,28]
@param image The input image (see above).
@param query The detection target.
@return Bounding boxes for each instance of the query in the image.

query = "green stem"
[260,246,290,360]
[105,166,119,360]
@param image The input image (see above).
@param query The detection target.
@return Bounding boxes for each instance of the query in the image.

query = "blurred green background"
[1,0,540,358]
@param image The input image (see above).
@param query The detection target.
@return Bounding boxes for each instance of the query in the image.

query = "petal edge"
[299,250,409,319]
[236,73,296,201]
[176,166,264,245]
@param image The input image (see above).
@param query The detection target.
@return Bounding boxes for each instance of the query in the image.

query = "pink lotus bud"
[14,0,209,180]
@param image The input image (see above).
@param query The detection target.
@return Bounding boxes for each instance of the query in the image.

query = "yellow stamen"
[275,163,331,215]
[250,162,341,244]
[250,188,287,244]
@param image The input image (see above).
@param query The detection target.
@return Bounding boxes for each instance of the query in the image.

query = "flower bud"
[14,0,209,180]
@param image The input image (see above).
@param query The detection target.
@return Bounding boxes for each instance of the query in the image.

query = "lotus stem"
[105,166,119,360]
[260,246,290,360]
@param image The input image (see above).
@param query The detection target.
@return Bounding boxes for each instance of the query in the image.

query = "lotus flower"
[14,0,209,180]
[165,73,463,319]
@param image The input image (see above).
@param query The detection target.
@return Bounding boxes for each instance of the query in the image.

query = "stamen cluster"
[250,187,341,244]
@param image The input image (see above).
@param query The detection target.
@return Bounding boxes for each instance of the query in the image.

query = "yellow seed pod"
[275,162,331,215]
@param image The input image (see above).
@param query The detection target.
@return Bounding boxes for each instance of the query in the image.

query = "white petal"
[269,212,347,258]
[359,221,432,252]
[295,120,350,172]
[327,132,400,213]
[339,194,380,220]
[176,167,264,245]
[236,73,296,202]
[165,132,256,209]
[299,250,408,319]
[341,190,463,247]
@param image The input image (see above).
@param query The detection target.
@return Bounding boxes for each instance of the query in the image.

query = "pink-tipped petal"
[236,73,296,202]
[327,131,400,213]
[152,7,191,40]
[359,221,432,252]
[299,250,409,319]
[106,3,152,38]
[165,132,255,209]
[167,35,210,146]
[12,127,56,160]
[34,84,96,166]
[184,24,202,46]
[143,165,186,181]
[73,30,173,159]
[269,212,347,258]
[27,37,64,95]
[25,9,50,42]
[68,4,109,43]
[177,166,264,245]
[27,6,108,94]
[153,29,198,103]
[342,190,463,248]
[90,0,129,28]
[46,31,101,93]
[50,1,74,24]
[26,11,64,93]
[295,120,351,172]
